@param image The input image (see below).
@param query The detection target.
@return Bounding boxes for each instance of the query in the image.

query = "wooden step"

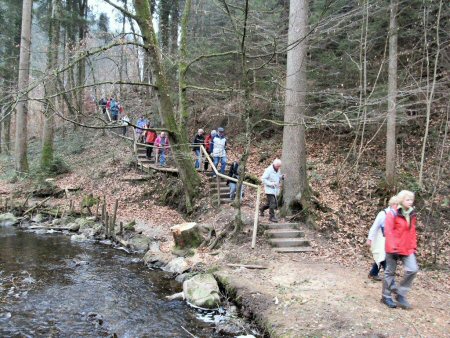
[274,247,314,253]
[210,186,229,192]
[260,222,301,230]
[266,229,304,238]
[269,238,310,248]
[138,159,154,164]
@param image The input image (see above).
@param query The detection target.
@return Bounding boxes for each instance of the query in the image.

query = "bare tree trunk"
[41,0,61,170]
[2,105,11,154]
[170,0,180,55]
[14,0,33,174]
[385,0,398,188]
[159,0,170,52]
[281,0,310,215]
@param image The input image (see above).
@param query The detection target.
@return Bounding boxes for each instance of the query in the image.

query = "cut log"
[170,222,203,249]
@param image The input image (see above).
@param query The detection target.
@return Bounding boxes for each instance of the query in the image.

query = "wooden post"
[110,217,115,240]
[119,221,123,235]
[69,200,73,214]
[216,176,221,207]
[132,127,137,156]
[112,199,118,228]
[79,200,83,215]
[251,186,262,249]
[5,198,8,211]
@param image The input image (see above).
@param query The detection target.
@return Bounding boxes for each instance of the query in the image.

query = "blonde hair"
[388,195,398,206]
[396,190,414,206]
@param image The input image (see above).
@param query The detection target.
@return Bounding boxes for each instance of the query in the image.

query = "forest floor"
[0,120,449,337]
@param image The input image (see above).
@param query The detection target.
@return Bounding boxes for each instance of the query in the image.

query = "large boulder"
[170,222,203,249]
[127,235,151,252]
[183,274,221,309]
[143,250,172,269]
[0,213,18,226]
[163,257,189,274]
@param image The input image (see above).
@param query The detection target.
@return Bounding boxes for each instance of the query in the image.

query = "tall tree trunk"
[385,0,398,188]
[133,0,200,211]
[41,0,61,170]
[159,0,170,52]
[14,0,33,174]
[76,0,88,115]
[170,0,179,55]
[281,0,310,215]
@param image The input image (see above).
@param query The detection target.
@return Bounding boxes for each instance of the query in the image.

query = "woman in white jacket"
[366,195,398,281]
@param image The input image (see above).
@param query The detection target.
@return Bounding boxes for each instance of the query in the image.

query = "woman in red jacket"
[381,190,418,309]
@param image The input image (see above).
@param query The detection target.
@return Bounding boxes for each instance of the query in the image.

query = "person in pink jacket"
[155,132,170,166]
[381,190,418,309]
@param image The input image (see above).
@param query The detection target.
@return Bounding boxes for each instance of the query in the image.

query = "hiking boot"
[395,295,411,309]
[368,274,382,282]
[269,216,279,223]
[381,297,397,308]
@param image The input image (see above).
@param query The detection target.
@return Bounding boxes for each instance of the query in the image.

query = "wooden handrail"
[199,145,261,248]
[107,118,262,249]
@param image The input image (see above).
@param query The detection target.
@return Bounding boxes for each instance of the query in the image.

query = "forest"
[0,0,449,337]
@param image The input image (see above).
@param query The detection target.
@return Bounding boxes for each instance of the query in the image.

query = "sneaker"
[381,297,397,308]
[368,274,382,281]
[269,216,279,223]
[395,295,411,309]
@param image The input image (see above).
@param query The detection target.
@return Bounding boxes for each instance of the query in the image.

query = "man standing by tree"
[259,159,283,223]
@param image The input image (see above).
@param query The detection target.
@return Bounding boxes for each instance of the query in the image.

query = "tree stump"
[170,222,203,249]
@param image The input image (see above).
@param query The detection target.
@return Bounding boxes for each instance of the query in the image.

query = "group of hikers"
[366,190,419,310]
[98,98,419,309]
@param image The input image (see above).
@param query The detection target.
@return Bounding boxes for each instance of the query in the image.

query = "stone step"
[274,247,314,253]
[269,238,310,248]
[260,222,301,230]
[266,229,305,238]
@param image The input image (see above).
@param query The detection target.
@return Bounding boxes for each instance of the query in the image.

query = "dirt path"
[215,250,449,337]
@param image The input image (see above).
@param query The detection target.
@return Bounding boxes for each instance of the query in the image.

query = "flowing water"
[0,226,232,337]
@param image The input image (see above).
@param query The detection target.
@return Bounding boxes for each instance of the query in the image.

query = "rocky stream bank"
[0,211,263,337]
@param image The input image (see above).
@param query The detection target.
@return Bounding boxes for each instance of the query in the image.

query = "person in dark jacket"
[227,161,244,200]
[192,129,205,169]
[381,190,418,309]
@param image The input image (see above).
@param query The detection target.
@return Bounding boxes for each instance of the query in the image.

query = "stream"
[0,225,238,337]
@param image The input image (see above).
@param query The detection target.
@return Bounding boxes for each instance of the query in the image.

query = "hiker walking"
[366,196,398,281]
[212,127,227,176]
[204,130,216,171]
[155,131,170,166]
[259,159,283,223]
[121,113,130,136]
[381,190,419,309]
[136,115,147,142]
[192,129,205,169]
[110,97,119,121]
[144,123,157,159]
[227,161,244,200]
[99,97,107,115]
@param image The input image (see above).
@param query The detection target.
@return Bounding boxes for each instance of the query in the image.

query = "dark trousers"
[204,152,212,170]
[146,143,154,158]
[260,194,277,217]
[122,126,127,135]
[369,260,386,277]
